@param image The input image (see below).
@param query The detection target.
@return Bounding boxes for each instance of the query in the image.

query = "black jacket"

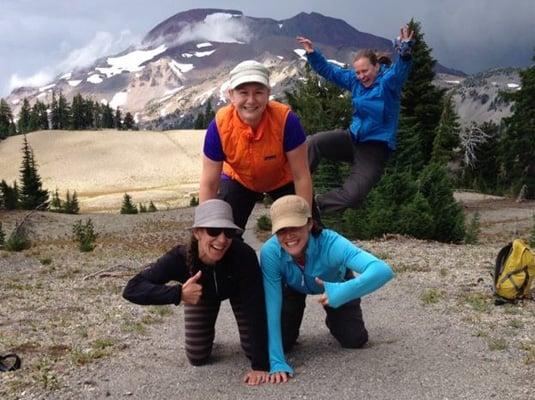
[122,240,269,371]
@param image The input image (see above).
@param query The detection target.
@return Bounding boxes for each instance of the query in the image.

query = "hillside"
[0,130,205,212]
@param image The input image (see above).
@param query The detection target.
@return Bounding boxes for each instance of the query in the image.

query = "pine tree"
[430,94,461,165]
[499,54,535,198]
[19,135,49,210]
[391,116,425,174]
[114,108,123,130]
[0,98,14,139]
[123,112,135,130]
[120,193,138,214]
[194,112,205,129]
[418,162,465,242]
[102,103,114,128]
[400,20,445,164]
[93,101,102,128]
[50,92,60,129]
[50,188,62,212]
[84,98,95,129]
[0,222,5,248]
[138,203,147,213]
[148,201,158,212]
[29,100,49,131]
[0,180,20,210]
[63,190,80,214]
[71,93,85,129]
[57,92,70,129]
[50,91,70,129]
[17,98,32,134]
[204,102,215,124]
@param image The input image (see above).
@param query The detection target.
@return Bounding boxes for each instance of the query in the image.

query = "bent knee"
[338,331,368,349]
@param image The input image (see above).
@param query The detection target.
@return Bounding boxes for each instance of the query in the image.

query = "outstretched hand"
[296,36,314,53]
[181,270,202,305]
[397,25,414,43]
[269,371,291,384]
[243,370,269,386]
[315,277,329,306]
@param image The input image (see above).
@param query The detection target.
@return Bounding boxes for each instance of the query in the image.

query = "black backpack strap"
[494,242,512,285]
[0,353,21,372]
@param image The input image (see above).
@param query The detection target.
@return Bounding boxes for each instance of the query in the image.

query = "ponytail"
[354,49,392,66]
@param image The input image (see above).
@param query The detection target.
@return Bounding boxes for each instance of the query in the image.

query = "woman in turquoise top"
[260,195,394,383]
[297,26,414,215]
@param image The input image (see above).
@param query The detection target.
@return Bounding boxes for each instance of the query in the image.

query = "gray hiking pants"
[307,129,389,214]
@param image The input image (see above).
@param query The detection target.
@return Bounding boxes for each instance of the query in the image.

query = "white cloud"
[59,30,137,72]
[156,12,252,47]
[6,29,138,93]
[9,70,54,91]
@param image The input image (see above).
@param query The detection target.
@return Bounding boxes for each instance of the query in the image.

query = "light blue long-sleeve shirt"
[259,229,394,374]
[306,47,412,150]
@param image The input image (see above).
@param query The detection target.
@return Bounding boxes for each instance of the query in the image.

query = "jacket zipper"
[212,269,219,296]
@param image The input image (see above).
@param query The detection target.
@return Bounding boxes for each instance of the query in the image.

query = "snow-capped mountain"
[5,9,519,129]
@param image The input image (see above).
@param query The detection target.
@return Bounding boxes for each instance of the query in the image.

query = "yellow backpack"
[494,239,535,303]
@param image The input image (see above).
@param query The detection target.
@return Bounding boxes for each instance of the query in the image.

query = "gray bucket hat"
[191,199,243,233]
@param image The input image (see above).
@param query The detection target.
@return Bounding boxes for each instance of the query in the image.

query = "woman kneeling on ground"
[260,195,394,383]
[123,199,269,385]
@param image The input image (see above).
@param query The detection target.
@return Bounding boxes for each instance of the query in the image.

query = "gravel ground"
[1,200,535,400]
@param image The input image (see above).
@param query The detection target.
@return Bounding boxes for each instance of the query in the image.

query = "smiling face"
[194,228,232,265]
[275,221,312,260]
[228,82,270,129]
[353,57,380,88]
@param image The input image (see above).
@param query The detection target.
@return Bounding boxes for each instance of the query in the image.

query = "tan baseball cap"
[270,195,311,234]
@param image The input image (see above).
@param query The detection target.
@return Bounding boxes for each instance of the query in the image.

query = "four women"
[124,26,411,384]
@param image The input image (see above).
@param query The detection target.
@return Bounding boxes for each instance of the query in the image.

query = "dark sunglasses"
[205,227,238,239]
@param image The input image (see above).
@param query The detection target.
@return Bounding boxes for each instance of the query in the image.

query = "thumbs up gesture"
[181,271,203,305]
[315,277,329,306]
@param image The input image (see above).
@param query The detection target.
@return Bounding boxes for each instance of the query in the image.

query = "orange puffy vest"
[216,101,293,193]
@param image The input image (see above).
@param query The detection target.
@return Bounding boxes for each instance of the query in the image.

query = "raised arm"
[383,25,415,91]
[296,36,355,91]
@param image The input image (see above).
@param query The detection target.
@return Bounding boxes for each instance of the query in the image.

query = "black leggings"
[183,296,250,365]
[281,284,368,351]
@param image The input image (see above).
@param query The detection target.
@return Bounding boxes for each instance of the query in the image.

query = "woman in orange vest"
[199,60,313,230]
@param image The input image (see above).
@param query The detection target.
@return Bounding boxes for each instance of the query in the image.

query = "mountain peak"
[143,8,243,44]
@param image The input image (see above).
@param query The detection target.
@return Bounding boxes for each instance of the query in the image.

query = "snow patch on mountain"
[87,74,103,84]
[39,83,56,92]
[169,60,194,78]
[68,80,82,87]
[293,49,307,60]
[196,88,217,105]
[196,42,212,48]
[327,59,346,67]
[194,50,216,57]
[96,45,167,78]
[110,91,128,109]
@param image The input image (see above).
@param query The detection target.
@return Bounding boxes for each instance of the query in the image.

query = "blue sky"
[1,0,534,97]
